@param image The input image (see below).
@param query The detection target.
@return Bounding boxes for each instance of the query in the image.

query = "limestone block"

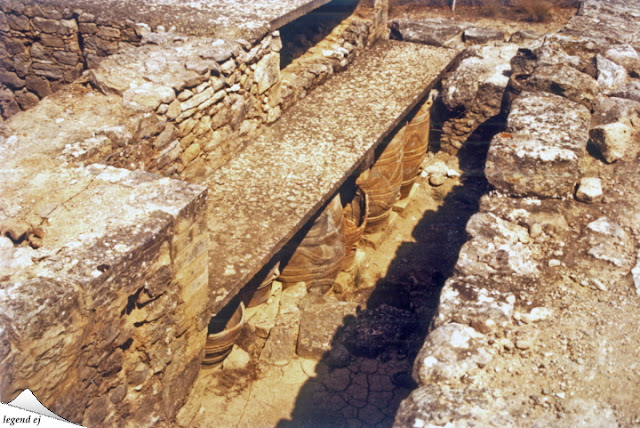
[413,323,490,386]
[523,63,600,109]
[611,81,640,102]
[0,11,9,32]
[7,14,30,32]
[590,122,633,163]
[509,29,545,45]
[596,54,628,94]
[261,283,306,366]
[180,86,214,111]
[38,33,65,49]
[390,18,469,49]
[14,89,39,109]
[463,27,504,44]
[591,95,640,128]
[123,82,176,112]
[604,43,640,75]
[52,50,80,66]
[31,17,77,35]
[396,385,516,428]
[181,142,201,164]
[78,21,98,34]
[0,70,25,88]
[440,44,518,152]
[583,216,635,271]
[97,25,121,40]
[254,52,280,94]
[486,92,591,198]
[296,295,358,359]
[0,87,20,118]
[575,177,603,203]
[31,61,63,80]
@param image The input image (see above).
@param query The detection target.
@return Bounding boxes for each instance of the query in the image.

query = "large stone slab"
[297,295,358,359]
[485,92,591,198]
[389,18,470,49]
[204,40,458,313]
[13,0,332,41]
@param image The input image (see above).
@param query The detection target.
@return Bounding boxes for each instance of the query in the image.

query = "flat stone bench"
[205,39,458,313]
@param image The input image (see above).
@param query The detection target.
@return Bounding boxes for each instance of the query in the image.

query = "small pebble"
[529,223,543,238]
[548,259,561,267]
[429,174,447,186]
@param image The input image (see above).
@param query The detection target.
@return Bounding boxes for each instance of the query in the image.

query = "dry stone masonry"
[0,0,399,425]
[396,0,640,426]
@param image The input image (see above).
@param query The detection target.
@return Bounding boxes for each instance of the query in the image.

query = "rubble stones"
[603,44,640,75]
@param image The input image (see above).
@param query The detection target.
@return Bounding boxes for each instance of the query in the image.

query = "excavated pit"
[181,88,504,427]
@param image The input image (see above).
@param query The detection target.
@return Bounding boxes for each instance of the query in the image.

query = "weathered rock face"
[485,92,591,198]
[389,18,470,49]
[0,2,142,121]
[297,295,359,360]
[0,165,209,427]
[398,1,640,426]
[440,43,519,154]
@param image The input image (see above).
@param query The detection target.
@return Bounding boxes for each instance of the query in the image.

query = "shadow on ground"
[277,114,504,427]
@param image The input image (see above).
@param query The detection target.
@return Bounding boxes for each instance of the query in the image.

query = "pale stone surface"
[463,27,504,44]
[261,283,307,366]
[486,93,591,198]
[590,122,633,163]
[297,295,358,360]
[575,177,603,203]
[389,18,469,49]
[596,54,628,94]
[441,43,519,153]
[413,323,490,385]
[204,41,458,312]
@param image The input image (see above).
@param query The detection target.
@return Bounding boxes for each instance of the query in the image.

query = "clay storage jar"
[278,195,346,294]
[357,128,403,233]
[203,302,245,367]
[247,262,280,308]
[341,186,368,270]
[400,93,434,198]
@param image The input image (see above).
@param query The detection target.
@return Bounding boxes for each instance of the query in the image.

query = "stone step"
[204,40,459,313]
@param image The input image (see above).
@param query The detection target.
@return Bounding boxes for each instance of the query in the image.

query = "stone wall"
[0,1,382,425]
[0,1,143,121]
[396,0,640,426]
[0,165,209,427]
[60,15,371,183]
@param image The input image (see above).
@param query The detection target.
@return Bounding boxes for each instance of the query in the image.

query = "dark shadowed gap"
[279,0,360,68]
[276,106,506,428]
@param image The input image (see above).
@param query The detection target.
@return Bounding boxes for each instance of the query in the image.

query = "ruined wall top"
[2,0,332,42]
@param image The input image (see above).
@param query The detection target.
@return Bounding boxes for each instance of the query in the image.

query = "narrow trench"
[279,0,359,68]
[276,98,505,427]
